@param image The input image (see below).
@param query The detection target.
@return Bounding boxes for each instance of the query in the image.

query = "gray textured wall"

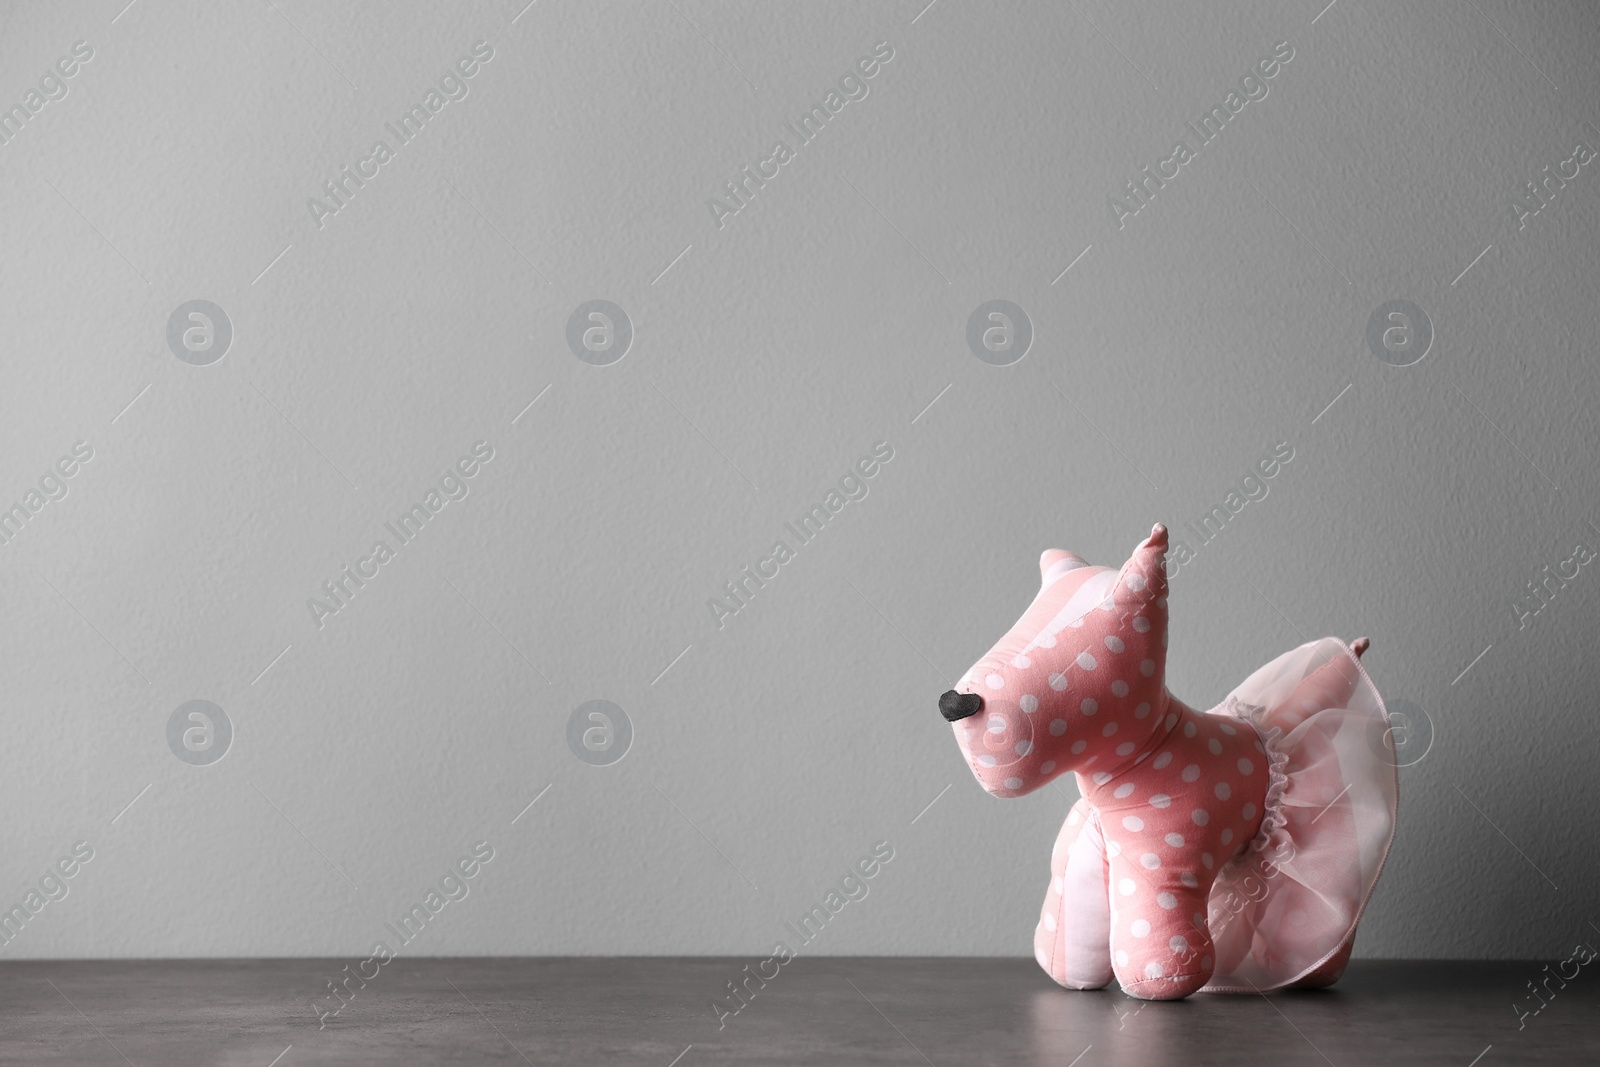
[2,0,1596,963]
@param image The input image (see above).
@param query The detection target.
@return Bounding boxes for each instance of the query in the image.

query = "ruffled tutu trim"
[1197,637,1400,993]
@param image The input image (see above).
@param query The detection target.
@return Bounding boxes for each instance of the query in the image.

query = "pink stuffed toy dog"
[939,524,1397,1000]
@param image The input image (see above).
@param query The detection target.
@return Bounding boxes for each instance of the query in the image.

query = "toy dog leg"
[1108,858,1216,1001]
[1034,797,1113,990]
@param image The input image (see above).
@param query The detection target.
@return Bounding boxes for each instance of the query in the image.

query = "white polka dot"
[1081,698,1099,715]
[1144,961,1164,978]
[988,715,1006,733]
[1066,809,1081,825]
[1119,878,1136,896]
[1015,741,1033,756]
[1043,911,1056,930]
[1111,680,1129,697]
[1193,913,1207,930]
[1150,793,1171,808]
[1152,751,1171,769]
[1288,909,1308,927]
[1191,809,1209,826]
[1170,935,1188,953]
[1133,616,1151,632]
[1123,815,1145,831]
[1237,758,1253,775]
[1115,950,1129,966]
[1181,764,1200,782]
[1214,782,1231,800]
[1184,722,1198,739]
[1208,739,1223,755]
[1220,829,1233,845]
[1140,659,1155,676]
[1070,740,1087,754]
[1052,875,1064,895]
[1050,719,1067,736]
[1077,652,1097,670]
[1094,772,1113,785]
[978,755,996,767]
[1102,722,1118,737]
[1114,782,1135,798]
[1164,713,1178,730]
[1141,853,1160,869]
[1020,694,1038,713]
[1157,892,1177,910]
[1012,655,1032,669]
[1202,852,1214,870]
[1135,702,1152,720]
[1104,635,1125,653]
[1219,723,1237,736]
[1241,803,1256,820]
[986,673,1004,689]
[1116,742,1136,756]
[1180,871,1199,888]
[1038,632,1056,647]
[1164,832,1184,847]
[1048,672,1068,691]
[1041,761,1056,774]
[1004,777,1023,790]
[1131,919,1151,937]
[1126,572,1147,592]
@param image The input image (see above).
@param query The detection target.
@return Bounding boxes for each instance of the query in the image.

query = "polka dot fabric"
[943,524,1398,1000]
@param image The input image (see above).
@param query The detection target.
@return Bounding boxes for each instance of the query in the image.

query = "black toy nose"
[939,690,984,722]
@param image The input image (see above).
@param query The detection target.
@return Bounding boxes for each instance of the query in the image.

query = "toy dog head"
[939,524,1172,797]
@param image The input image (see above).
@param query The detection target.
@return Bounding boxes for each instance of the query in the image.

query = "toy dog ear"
[1112,523,1169,605]
[1039,548,1087,585]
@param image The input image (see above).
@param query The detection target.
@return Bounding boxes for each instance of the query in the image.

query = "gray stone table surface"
[0,958,1590,1065]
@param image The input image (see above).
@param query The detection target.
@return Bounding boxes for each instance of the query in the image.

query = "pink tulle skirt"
[1199,638,1400,992]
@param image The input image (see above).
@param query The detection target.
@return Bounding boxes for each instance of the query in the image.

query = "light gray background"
[2,0,1596,961]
